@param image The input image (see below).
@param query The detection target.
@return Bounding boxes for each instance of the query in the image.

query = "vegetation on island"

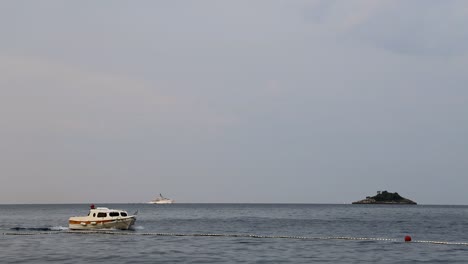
[352,191,417,205]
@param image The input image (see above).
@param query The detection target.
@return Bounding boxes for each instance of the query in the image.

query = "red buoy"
[404,235,412,242]
[90,204,95,209]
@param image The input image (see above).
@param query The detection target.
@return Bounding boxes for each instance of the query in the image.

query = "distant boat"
[149,193,174,204]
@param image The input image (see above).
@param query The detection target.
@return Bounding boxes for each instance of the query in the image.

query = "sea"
[1,204,467,263]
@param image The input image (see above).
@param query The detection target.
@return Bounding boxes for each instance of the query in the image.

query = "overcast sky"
[1,0,467,204]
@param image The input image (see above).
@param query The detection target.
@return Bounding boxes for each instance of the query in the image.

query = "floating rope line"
[2,231,468,246]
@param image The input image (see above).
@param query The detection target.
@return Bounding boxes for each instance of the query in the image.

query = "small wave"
[132,226,145,230]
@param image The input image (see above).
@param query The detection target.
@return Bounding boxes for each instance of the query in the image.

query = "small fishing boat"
[68,205,137,230]
[149,193,174,204]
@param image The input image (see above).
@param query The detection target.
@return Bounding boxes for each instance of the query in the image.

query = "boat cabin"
[88,208,129,218]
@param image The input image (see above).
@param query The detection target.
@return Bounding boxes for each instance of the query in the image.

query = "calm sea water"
[1,204,467,263]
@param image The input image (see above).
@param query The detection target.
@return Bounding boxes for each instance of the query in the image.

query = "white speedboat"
[149,193,174,204]
[69,205,136,230]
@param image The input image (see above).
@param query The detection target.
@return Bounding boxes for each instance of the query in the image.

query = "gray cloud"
[350,1,468,56]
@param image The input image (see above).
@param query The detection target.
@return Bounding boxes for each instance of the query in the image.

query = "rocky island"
[352,191,417,205]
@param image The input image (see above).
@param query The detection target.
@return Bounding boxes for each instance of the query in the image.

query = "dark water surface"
[1,204,467,263]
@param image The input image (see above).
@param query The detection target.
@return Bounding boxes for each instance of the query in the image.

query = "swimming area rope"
[2,231,468,246]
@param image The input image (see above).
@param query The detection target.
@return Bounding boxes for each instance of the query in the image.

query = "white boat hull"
[149,200,173,204]
[69,216,136,230]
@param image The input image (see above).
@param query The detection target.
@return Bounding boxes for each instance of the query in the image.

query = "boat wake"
[10,226,69,231]
[50,226,69,231]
